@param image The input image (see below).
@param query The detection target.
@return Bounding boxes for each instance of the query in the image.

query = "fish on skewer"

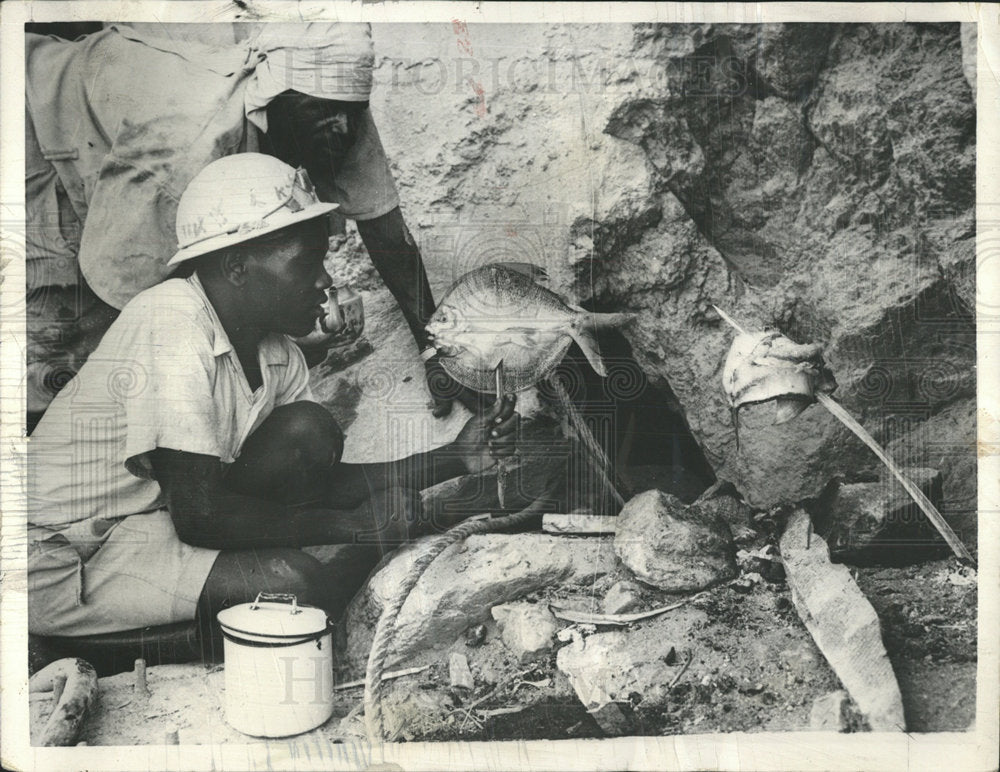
[426,263,631,393]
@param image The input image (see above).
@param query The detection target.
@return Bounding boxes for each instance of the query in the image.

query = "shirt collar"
[184,272,290,365]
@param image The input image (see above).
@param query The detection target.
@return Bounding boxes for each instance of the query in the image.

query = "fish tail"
[568,324,607,376]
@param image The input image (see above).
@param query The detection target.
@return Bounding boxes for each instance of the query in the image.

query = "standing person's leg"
[264,90,476,415]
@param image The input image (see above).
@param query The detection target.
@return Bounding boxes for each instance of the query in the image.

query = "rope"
[546,375,626,509]
[363,506,543,742]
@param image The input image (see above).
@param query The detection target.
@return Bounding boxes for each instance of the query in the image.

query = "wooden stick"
[335,664,429,691]
[547,375,626,509]
[133,658,150,698]
[714,306,974,565]
[549,592,706,626]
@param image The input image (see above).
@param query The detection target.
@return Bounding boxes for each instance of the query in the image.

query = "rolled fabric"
[245,22,375,132]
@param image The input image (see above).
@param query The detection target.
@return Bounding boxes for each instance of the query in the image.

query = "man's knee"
[261,402,344,466]
[201,548,327,610]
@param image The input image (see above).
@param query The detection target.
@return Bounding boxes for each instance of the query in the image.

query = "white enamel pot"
[217,593,334,737]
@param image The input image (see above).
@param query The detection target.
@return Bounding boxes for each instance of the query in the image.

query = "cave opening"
[543,329,717,515]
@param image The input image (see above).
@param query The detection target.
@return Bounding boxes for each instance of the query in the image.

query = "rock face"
[363,22,975,516]
[30,23,974,528]
[490,603,559,662]
[614,489,738,591]
[343,532,618,670]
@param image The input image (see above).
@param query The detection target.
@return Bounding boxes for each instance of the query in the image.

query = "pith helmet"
[168,153,337,265]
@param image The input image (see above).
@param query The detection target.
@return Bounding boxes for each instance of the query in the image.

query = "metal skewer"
[712,305,974,565]
[495,361,509,510]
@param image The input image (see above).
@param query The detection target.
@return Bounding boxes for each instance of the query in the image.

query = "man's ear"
[219,247,250,287]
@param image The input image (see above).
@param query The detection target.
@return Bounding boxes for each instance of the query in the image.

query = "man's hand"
[424,353,488,417]
[452,393,518,475]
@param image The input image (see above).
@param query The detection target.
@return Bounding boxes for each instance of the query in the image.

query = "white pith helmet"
[168,153,338,266]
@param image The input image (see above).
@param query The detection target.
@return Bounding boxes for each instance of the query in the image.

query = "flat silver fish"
[426,263,628,393]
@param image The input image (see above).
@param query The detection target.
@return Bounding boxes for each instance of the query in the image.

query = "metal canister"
[216,593,333,737]
[319,287,345,334]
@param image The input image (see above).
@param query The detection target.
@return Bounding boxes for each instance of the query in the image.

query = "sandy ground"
[30,555,975,745]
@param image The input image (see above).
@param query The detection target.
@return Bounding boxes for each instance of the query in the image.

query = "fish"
[721,330,836,448]
[426,263,630,393]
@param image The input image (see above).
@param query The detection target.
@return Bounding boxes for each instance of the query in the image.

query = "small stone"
[614,490,738,592]
[587,701,634,736]
[464,624,487,647]
[810,690,851,731]
[731,573,763,593]
[490,603,559,663]
[448,653,474,690]
[602,580,644,614]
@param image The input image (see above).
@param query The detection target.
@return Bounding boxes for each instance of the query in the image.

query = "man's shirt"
[28,273,312,553]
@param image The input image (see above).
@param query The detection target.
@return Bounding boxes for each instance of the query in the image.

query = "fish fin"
[576,312,635,329]
[568,324,607,376]
[774,397,810,424]
[493,262,549,282]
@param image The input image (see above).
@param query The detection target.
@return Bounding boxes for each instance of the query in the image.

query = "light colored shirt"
[27,273,312,551]
[25,23,398,311]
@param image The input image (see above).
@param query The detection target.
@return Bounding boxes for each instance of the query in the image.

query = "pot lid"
[217,594,329,639]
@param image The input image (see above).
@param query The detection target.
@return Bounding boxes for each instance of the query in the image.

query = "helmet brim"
[167,201,339,266]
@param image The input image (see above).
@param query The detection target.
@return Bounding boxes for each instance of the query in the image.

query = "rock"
[555,630,682,717]
[614,489,738,591]
[448,653,475,690]
[382,687,455,742]
[809,690,852,732]
[598,24,975,509]
[602,580,644,615]
[780,510,906,732]
[737,545,786,583]
[819,467,949,565]
[464,624,487,648]
[731,572,764,593]
[490,603,559,663]
[343,533,618,671]
[29,23,977,531]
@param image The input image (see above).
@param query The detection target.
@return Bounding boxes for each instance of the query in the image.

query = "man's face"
[242,218,333,337]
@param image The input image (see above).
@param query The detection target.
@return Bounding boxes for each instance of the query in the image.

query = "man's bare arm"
[150,448,418,550]
[321,394,518,508]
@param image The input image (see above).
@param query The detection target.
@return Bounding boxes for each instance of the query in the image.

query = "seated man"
[27,153,518,653]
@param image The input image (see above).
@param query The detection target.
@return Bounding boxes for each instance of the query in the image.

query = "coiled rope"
[363,504,545,742]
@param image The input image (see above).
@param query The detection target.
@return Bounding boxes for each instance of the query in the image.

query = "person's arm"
[356,209,484,417]
[322,393,518,508]
[355,207,436,350]
[150,448,413,550]
[151,395,517,550]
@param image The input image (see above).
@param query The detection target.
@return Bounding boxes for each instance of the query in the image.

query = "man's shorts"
[28,511,219,637]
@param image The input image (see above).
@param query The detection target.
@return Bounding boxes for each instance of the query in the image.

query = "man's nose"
[316,267,334,291]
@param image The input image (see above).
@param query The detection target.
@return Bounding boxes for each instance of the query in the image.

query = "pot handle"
[249,592,301,615]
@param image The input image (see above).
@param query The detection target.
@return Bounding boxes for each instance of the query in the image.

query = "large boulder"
[817,467,949,565]
[613,489,738,591]
[342,532,618,671]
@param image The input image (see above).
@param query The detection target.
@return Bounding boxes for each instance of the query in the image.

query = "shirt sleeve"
[273,337,315,406]
[120,311,227,479]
